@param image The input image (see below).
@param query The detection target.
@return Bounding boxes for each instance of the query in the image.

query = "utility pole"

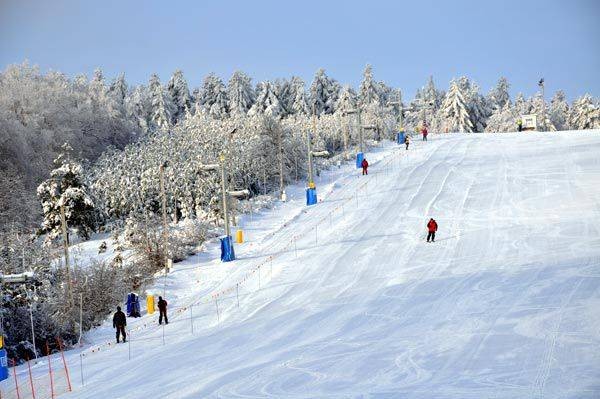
[307,107,316,187]
[220,154,230,238]
[159,162,169,296]
[538,78,546,131]
[60,203,73,306]
[277,126,285,200]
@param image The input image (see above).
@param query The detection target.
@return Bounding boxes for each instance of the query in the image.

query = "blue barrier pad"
[220,235,236,262]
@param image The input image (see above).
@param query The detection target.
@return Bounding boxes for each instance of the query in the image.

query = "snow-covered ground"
[4,131,600,398]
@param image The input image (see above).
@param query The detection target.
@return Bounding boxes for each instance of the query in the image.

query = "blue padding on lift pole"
[356,152,364,169]
[306,187,318,206]
[220,235,236,262]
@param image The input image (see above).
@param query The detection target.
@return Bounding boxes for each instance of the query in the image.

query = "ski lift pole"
[220,154,230,238]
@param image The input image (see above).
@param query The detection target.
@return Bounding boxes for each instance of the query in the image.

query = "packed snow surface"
[8,131,600,398]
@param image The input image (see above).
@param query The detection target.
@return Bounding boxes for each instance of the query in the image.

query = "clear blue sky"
[1,0,598,101]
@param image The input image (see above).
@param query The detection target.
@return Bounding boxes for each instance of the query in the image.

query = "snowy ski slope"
[6,131,600,399]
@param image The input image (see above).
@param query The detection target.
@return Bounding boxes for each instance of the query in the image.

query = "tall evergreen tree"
[287,76,309,116]
[108,73,128,117]
[359,64,380,108]
[440,80,473,133]
[148,74,174,129]
[167,70,192,123]
[309,68,339,115]
[335,85,358,113]
[227,71,255,115]
[569,94,599,130]
[487,77,511,111]
[199,74,229,119]
[549,91,569,131]
[249,81,282,117]
[37,144,98,242]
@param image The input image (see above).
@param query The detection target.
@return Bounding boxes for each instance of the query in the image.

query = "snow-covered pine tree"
[487,77,511,111]
[249,81,282,117]
[227,71,255,115]
[440,80,473,133]
[37,144,98,242]
[309,68,339,115]
[108,73,128,117]
[456,76,489,132]
[484,102,518,132]
[358,64,380,108]
[167,70,192,123]
[148,74,174,130]
[199,74,229,119]
[89,68,109,113]
[335,85,358,113]
[126,85,151,132]
[288,76,309,116]
[569,94,599,130]
[514,93,530,116]
[529,92,555,131]
[549,91,569,131]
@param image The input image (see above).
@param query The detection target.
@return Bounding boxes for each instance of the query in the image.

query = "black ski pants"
[159,310,168,325]
[427,231,436,242]
[115,325,126,342]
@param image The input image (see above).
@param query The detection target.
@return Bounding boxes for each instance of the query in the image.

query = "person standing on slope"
[405,134,410,150]
[422,125,428,141]
[517,118,523,132]
[113,306,127,343]
[427,218,438,242]
[361,157,369,175]
[158,296,169,325]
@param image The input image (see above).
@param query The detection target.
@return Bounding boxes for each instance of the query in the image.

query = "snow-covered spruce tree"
[457,76,490,132]
[198,73,229,119]
[287,76,309,116]
[167,70,192,124]
[89,68,109,112]
[359,64,380,108]
[514,93,530,116]
[125,85,151,132]
[487,77,511,111]
[440,80,473,133]
[37,144,98,242]
[309,68,339,115]
[249,81,282,117]
[569,94,599,130]
[336,85,358,113]
[228,71,255,116]
[485,102,518,132]
[108,73,128,117]
[549,90,569,131]
[528,92,555,131]
[148,74,175,130]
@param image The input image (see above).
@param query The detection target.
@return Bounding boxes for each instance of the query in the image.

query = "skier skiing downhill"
[422,125,428,141]
[405,134,410,150]
[427,218,438,242]
[361,158,369,175]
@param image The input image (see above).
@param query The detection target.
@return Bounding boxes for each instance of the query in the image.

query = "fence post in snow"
[25,355,35,399]
[236,284,240,308]
[215,299,220,323]
[45,342,54,399]
[79,354,84,387]
[11,359,21,399]
[190,305,194,335]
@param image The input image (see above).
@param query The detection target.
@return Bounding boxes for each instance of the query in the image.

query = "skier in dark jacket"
[405,134,410,150]
[158,296,168,325]
[113,306,127,343]
[427,218,438,242]
[361,158,369,175]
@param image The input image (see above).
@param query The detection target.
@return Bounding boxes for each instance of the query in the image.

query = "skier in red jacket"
[361,158,369,175]
[427,218,438,242]
[422,126,428,141]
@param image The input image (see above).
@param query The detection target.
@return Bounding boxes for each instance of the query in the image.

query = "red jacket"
[427,220,438,232]
[361,159,369,169]
[422,128,428,136]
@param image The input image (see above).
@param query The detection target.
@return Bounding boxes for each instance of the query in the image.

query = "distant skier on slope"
[427,218,438,242]
[517,118,523,132]
[422,125,428,141]
[361,158,369,175]
[113,306,127,343]
[405,134,410,150]
[158,296,169,325]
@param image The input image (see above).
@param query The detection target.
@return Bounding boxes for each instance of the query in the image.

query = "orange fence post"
[11,359,21,399]
[45,342,54,399]
[25,355,35,399]
[55,338,72,392]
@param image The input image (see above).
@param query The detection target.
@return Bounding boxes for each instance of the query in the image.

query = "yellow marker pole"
[146,295,155,315]
[236,230,244,243]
